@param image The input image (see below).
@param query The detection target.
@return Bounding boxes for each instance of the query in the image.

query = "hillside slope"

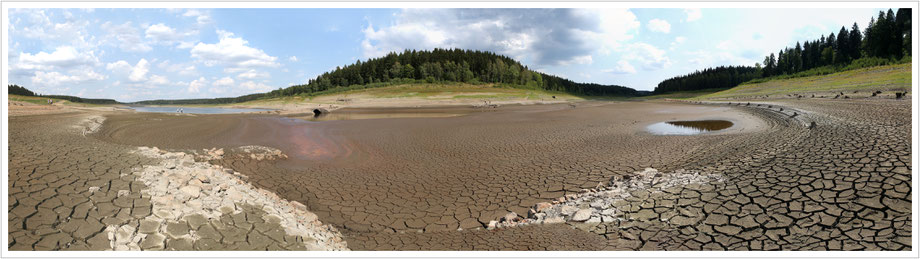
[695,63,910,100]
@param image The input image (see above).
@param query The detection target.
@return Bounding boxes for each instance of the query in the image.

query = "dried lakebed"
[10,99,912,251]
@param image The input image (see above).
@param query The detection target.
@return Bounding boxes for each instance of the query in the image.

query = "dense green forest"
[654,66,761,93]
[655,8,911,94]
[8,84,35,96]
[279,48,638,96]
[137,48,640,105]
[7,84,120,104]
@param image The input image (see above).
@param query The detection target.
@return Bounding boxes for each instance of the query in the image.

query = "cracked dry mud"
[8,112,346,251]
[11,98,912,251]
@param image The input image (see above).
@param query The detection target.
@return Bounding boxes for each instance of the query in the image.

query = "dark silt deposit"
[647,120,734,135]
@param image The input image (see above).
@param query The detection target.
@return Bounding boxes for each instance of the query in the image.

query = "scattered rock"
[487,220,498,229]
[490,168,723,229]
[572,209,593,222]
[502,212,518,222]
[560,205,578,216]
[179,186,201,199]
[534,202,553,212]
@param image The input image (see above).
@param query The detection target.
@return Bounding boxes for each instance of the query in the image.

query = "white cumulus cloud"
[237,69,270,80]
[128,59,150,82]
[31,70,105,87]
[106,60,132,72]
[145,23,179,42]
[684,8,702,22]
[191,30,280,69]
[361,9,639,67]
[183,9,212,25]
[17,46,99,70]
[623,43,671,71]
[648,19,671,33]
[101,21,151,52]
[145,23,197,48]
[602,60,637,75]
[188,77,207,93]
[213,77,235,87]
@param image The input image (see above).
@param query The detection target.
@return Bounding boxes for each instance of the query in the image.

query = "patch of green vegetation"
[695,63,911,100]
[10,95,50,105]
[747,56,910,85]
[8,94,108,107]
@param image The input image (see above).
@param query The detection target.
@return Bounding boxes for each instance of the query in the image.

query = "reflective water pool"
[647,120,734,135]
[129,106,273,114]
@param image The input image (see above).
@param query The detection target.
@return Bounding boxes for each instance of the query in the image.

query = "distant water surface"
[129,106,272,114]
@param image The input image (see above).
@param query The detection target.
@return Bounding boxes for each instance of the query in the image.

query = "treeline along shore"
[654,8,911,94]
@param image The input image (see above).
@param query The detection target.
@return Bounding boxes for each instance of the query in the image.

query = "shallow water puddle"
[647,120,733,135]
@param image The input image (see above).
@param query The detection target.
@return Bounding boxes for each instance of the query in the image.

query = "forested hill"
[654,8,911,94]
[7,84,120,104]
[654,66,760,94]
[136,49,640,105]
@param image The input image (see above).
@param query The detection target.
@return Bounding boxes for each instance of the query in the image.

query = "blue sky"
[7,8,889,101]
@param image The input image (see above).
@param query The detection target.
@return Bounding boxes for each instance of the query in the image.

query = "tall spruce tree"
[896,8,911,56]
[887,9,900,59]
[836,27,850,64]
[849,23,862,60]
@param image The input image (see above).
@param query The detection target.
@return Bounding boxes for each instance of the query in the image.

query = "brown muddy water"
[646,120,734,135]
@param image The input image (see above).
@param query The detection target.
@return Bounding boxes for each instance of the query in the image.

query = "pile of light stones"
[489,168,724,229]
[108,146,349,251]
